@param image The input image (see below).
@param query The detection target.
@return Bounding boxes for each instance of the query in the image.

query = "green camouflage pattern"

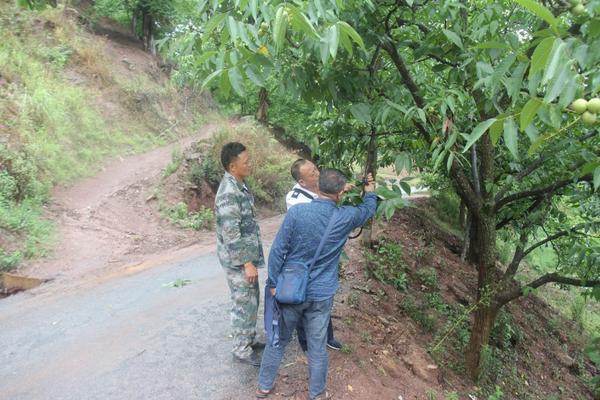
[215,172,265,269]
[223,266,259,358]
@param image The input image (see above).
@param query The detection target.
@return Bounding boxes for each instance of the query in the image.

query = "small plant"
[347,291,360,309]
[366,240,408,291]
[167,202,214,230]
[400,296,435,332]
[164,147,183,177]
[444,391,459,400]
[162,278,192,288]
[360,331,372,344]
[425,389,438,400]
[416,267,439,292]
[487,385,504,400]
[340,344,353,354]
[570,295,586,330]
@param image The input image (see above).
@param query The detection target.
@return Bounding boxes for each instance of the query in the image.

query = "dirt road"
[1,125,287,400]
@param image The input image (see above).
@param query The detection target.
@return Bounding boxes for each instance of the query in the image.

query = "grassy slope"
[0,4,209,270]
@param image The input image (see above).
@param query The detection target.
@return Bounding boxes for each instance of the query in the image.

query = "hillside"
[0,2,213,271]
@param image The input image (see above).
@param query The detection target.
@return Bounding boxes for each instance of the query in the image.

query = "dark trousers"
[297,317,334,352]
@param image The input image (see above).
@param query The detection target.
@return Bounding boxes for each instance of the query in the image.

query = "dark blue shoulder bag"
[275,210,338,304]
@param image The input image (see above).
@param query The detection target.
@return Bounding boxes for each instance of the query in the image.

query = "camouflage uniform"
[215,171,265,359]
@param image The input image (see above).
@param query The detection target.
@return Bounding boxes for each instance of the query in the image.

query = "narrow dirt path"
[19,123,281,284]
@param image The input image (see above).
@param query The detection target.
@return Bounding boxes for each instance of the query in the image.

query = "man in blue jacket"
[256,169,377,400]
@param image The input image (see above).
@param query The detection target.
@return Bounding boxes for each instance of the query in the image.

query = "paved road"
[0,251,275,400]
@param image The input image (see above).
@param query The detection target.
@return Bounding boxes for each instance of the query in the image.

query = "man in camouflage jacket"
[215,142,265,366]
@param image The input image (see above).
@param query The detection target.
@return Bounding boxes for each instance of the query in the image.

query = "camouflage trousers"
[223,266,260,358]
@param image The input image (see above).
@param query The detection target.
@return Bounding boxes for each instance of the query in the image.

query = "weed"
[164,147,183,177]
[340,344,353,354]
[343,317,353,327]
[425,389,438,400]
[444,391,459,400]
[360,331,372,344]
[416,267,439,292]
[365,240,408,291]
[570,296,586,331]
[347,291,360,309]
[491,311,523,349]
[400,296,435,332]
[167,202,214,231]
[487,385,504,400]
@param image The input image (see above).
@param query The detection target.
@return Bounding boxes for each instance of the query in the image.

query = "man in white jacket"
[285,159,343,351]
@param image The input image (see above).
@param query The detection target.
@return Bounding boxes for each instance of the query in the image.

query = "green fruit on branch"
[587,98,600,113]
[582,111,597,126]
[261,22,269,30]
[572,4,586,15]
[571,98,588,113]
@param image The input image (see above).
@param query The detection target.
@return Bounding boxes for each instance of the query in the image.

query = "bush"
[167,202,214,230]
[189,123,295,209]
[366,240,408,291]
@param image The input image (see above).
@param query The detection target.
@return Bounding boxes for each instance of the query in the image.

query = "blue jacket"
[267,193,377,301]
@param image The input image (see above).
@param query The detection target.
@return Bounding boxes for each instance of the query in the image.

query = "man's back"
[268,193,377,301]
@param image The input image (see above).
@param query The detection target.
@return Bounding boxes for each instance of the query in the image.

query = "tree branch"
[495,174,592,211]
[498,272,600,306]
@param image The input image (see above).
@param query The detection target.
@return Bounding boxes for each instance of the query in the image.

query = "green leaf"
[529,37,555,79]
[399,181,411,195]
[490,117,504,144]
[442,29,463,49]
[328,24,339,59]
[384,98,407,113]
[542,39,565,85]
[594,167,600,190]
[463,118,497,153]
[446,152,455,173]
[337,21,364,49]
[349,103,371,123]
[200,69,223,90]
[445,132,458,150]
[228,67,245,96]
[503,117,519,159]
[245,65,265,87]
[289,7,319,39]
[273,6,288,50]
[202,13,227,42]
[514,0,559,28]
[227,16,238,42]
[544,63,570,103]
[194,50,217,66]
[250,0,258,20]
[520,98,542,131]
[474,41,510,50]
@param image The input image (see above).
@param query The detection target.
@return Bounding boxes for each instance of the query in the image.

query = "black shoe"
[326,339,343,350]
[251,341,266,350]
[233,352,262,366]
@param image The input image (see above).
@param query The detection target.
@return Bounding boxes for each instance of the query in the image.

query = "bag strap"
[292,187,316,200]
[308,209,338,270]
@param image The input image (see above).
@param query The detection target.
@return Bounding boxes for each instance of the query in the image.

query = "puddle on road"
[0,273,44,299]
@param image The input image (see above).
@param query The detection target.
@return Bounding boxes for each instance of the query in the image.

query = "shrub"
[366,240,408,291]
[189,123,295,209]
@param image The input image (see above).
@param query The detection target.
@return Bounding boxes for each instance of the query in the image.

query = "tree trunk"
[256,88,269,124]
[142,10,153,52]
[465,210,499,380]
[465,304,499,380]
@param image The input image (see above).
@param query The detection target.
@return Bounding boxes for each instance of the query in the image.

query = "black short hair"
[291,159,308,182]
[319,168,346,195]
[221,142,246,171]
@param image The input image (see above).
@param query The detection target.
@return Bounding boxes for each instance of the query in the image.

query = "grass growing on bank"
[0,4,204,270]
